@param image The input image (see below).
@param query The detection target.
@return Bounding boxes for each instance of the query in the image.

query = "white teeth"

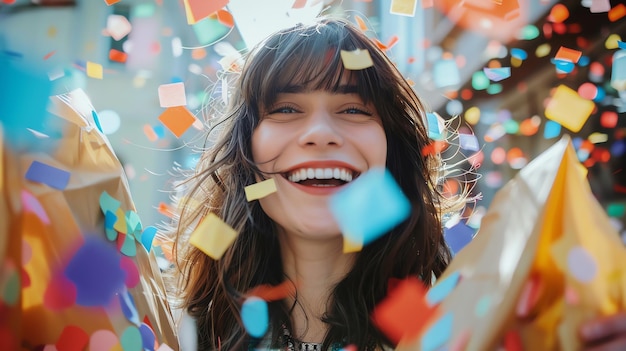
[286,167,356,183]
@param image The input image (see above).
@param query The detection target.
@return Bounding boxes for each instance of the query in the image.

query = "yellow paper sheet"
[244,178,277,202]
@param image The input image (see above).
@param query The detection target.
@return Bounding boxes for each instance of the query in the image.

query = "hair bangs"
[245,21,381,111]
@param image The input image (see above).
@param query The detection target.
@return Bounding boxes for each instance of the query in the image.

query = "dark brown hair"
[170,16,455,350]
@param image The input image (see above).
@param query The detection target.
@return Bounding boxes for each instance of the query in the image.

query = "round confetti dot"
[97,110,121,135]
[491,147,506,165]
[44,271,77,310]
[445,100,463,116]
[1,260,19,306]
[139,323,156,351]
[241,296,269,338]
[475,295,491,317]
[90,330,119,351]
[549,3,569,23]
[577,83,597,100]
[56,325,89,351]
[120,256,140,288]
[64,237,125,307]
[120,326,143,351]
[567,246,597,283]
[464,106,480,125]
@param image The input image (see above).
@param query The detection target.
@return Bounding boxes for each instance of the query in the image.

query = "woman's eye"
[269,106,299,114]
[342,107,372,116]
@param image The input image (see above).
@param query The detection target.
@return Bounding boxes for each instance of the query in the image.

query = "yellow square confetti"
[390,0,417,16]
[86,61,103,79]
[189,213,238,260]
[340,49,374,70]
[545,85,595,133]
[244,178,277,202]
[343,234,363,253]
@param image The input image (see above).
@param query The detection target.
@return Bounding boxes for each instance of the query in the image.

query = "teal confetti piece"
[510,48,528,60]
[426,271,460,306]
[241,297,269,338]
[92,110,103,133]
[551,58,575,73]
[141,226,158,252]
[120,325,143,351]
[105,210,118,241]
[433,58,460,88]
[330,168,411,246]
[100,191,121,215]
[421,313,453,351]
[426,112,444,140]
[125,210,142,238]
[543,120,561,139]
[119,233,137,257]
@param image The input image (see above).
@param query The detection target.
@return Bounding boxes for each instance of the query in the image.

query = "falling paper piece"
[105,211,118,241]
[183,0,229,24]
[611,50,626,91]
[566,246,598,283]
[120,289,141,325]
[25,160,70,190]
[372,277,438,344]
[552,58,575,73]
[246,281,296,301]
[120,326,143,351]
[104,0,121,5]
[340,49,374,70]
[330,168,411,246]
[483,67,511,82]
[120,256,140,288]
[433,59,460,88]
[390,0,417,16]
[555,46,582,64]
[544,85,595,133]
[109,49,128,63]
[141,226,158,252]
[343,235,363,253]
[443,221,475,255]
[543,120,562,139]
[56,325,89,351]
[89,330,119,351]
[590,0,611,13]
[140,323,157,351]
[158,82,187,107]
[241,296,269,338]
[189,213,238,260]
[426,271,461,306]
[458,134,480,152]
[64,237,126,306]
[420,313,453,351]
[107,14,132,41]
[426,112,445,140]
[86,61,103,79]
[158,106,196,138]
[608,4,626,22]
[244,178,277,202]
[117,232,137,257]
[43,270,77,310]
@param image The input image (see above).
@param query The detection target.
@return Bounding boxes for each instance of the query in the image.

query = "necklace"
[280,324,342,351]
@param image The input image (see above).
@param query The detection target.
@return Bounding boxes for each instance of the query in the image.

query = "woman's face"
[251,80,387,240]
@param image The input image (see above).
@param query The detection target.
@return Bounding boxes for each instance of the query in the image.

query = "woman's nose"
[297,111,344,148]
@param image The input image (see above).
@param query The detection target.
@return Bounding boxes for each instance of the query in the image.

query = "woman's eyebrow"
[278,84,359,94]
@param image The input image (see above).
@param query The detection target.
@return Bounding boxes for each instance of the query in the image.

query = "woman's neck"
[278,230,355,343]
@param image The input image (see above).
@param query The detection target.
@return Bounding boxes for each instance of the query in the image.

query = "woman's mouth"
[282,167,359,187]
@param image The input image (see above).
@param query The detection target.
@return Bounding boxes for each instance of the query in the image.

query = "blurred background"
[1,0,624,250]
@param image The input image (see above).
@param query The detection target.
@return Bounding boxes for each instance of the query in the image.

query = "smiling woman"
[167,16,463,351]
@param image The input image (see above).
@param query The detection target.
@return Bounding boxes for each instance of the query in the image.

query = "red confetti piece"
[56,325,89,351]
[608,4,626,22]
[109,49,128,63]
[246,281,296,301]
[43,50,56,60]
[120,256,140,288]
[372,277,439,344]
[503,330,523,351]
[216,9,234,27]
[44,271,77,310]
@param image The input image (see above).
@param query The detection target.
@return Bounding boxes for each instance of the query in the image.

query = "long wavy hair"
[170,16,459,350]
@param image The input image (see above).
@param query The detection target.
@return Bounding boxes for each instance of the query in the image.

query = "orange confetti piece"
[386,35,399,50]
[503,330,523,351]
[109,49,127,63]
[43,50,56,60]
[158,106,196,138]
[548,3,569,23]
[104,0,121,5]
[355,15,368,31]
[555,46,582,64]
[143,124,158,142]
[422,140,448,156]
[158,202,175,218]
[191,48,207,60]
[216,9,234,27]
[292,0,307,8]
[246,281,296,301]
[372,277,439,344]
[183,0,229,24]
[608,3,626,22]
[422,0,434,8]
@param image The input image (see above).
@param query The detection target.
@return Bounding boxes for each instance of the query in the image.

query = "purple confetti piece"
[64,237,126,306]
[119,288,140,326]
[140,323,156,351]
[25,161,70,190]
